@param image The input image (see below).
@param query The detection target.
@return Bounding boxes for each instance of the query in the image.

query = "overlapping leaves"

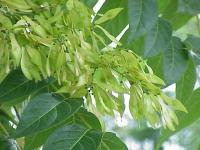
[0,0,198,149]
[43,124,127,150]
[0,0,187,130]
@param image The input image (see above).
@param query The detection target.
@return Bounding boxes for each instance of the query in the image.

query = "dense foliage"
[0,0,200,149]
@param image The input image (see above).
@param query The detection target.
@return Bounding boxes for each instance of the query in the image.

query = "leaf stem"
[0,123,9,136]
[13,106,20,121]
[196,15,200,35]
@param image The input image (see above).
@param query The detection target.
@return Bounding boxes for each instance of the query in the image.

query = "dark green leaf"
[163,37,188,84]
[0,109,15,125]
[169,13,192,30]
[121,35,145,56]
[0,70,53,105]
[176,59,196,103]
[24,108,101,149]
[74,108,102,131]
[14,94,82,137]
[0,109,16,136]
[178,0,200,15]
[97,132,128,150]
[43,124,127,150]
[157,0,171,14]
[43,124,102,150]
[160,0,178,16]
[161,0,192,30]
[147,54,164,79]
[81,0,98,8]
[184,35,200,65]
[144,18,172,57]
[127,0,158,41]
[164,13,192,30]
[24,127,57,150]
[184,34,200,54]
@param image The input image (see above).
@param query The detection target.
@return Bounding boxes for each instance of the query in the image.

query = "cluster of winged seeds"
[0,0,187,130]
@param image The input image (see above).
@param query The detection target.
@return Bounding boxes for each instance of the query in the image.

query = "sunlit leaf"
[95,8,123,25]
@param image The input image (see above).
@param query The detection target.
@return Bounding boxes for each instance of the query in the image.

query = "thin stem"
[50,84,66,98]
[0,123,9,136]
[0,108,18,125]
[196,15,200,35]
[13,106,20,121]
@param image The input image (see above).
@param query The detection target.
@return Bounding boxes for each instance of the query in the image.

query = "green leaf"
[81,0,98,8]
[74,108,102,131]
[0,13,12,29]
[20,47,36,80]
[0,109,14,124]
[97,132,128,150]
[117,94,126,117]
[178,0,200,15]
[9,33,22,68]
[129,85,143,120]
[24,127,55,150]
[184,35,200,65]
[14,94,82,137]
[184,34,200,54]
[163,37,188,84]
[0,70,53,105]
[24,108,101,150]
[144,18,172,57]
[95,8,123,25]
[164,13,191,30]
[157,0,171,14]
[1,0,31,12]
[97,0,128,40]
[95,25,121,46]
[128,0,158,41]
[43,124,102,150]
[121,33,145,55]
[0,110,15,136]
[147,55,164,79]
[26,46,43,73]
[43,124,127,150]
[156,88,200,149]
[159,0,178,15]
[176,59,196,103]
[161,0,192,30]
